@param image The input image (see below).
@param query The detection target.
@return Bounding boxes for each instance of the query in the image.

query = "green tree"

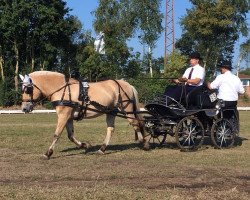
[123,52,142,78]
[93,0,134,78]
[240,39,250,67]
[0,0,85,106]
[93,0,163,78]
[164,51,188,78]
[176,0,249,77]
[132,0,163,77]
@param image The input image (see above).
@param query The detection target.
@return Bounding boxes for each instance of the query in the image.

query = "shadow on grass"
[57,136,248,158]
[234,136,248,146]
[202,135,248,148]
[60,143,142,155]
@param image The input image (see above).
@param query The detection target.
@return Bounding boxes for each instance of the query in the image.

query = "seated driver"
[164,52,205,105]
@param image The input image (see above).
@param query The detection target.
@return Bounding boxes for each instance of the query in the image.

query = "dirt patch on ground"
[0,153,249,195]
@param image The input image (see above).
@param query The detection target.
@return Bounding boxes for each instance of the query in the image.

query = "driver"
[164,52,205,105]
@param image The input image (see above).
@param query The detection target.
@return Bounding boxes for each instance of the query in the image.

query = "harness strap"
[112,80,134,113]
[60,77,72,102]
[50,79,141,121]
[51,99,140,118]
[52,100,79,108]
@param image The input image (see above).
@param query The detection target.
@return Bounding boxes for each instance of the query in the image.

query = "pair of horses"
[20,71,149,159]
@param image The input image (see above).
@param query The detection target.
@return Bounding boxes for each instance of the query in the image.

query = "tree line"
[0,0,249,106]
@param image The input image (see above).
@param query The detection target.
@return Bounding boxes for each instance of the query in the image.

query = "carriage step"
[162,119,177,125]
[143,116,158,120]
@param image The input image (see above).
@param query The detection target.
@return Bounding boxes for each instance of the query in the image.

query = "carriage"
[143,85,239,150]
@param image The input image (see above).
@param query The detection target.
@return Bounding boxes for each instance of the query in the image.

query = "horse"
[19,71,149,159]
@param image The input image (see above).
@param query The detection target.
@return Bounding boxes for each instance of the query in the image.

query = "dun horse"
[19,71,148,159]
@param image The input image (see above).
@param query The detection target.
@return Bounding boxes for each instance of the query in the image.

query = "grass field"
[0,112,249,200]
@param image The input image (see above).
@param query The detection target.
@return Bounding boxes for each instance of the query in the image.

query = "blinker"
[24,85,33,95]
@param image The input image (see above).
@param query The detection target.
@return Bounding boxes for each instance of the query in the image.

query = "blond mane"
[29,71,64,78]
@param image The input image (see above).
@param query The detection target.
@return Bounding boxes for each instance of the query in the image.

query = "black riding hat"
[189,52,202,60]
[217,60,232,70]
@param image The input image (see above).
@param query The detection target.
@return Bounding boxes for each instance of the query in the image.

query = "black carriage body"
[143,85,239,150]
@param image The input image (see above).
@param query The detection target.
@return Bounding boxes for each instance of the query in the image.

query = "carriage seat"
[186,85,217,109]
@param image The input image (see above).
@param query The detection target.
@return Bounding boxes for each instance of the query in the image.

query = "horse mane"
[29,71,65,78]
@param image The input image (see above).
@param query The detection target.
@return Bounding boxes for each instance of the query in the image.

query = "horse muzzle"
[22,102,34,113]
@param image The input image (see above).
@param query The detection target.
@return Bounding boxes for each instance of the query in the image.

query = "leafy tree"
[122,52,142,78]
[176,0,249,77]
[0,0,85,106]
[131,0,163,77]
[0,0,30,91]
[93,0,163,78]
[93,0,134,78]
[240,39,250,66]
[164,51,188,78]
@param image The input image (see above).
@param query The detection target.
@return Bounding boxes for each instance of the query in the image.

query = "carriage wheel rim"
[175,116,204,150]
[211,118,235,148]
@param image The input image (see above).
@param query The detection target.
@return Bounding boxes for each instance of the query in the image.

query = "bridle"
[21,76,43,104]
[20,75,75,105]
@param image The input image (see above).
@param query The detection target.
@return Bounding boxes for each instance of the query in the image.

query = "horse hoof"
[44,149,53,159]
[96,149,105,155]
[43,154,50,160]
[143,143,150,151]
[79,142,92,149]
[137,138,144,144]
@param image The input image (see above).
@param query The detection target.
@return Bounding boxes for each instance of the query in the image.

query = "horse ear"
[24,75,32,84]
[19,74,24,81]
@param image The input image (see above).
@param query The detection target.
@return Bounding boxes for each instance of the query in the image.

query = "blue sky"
[65,0,249,68]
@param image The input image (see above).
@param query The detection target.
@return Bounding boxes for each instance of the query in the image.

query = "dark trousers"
[223,100,237,108]
[164,85,197,105]
[219,99,239,122]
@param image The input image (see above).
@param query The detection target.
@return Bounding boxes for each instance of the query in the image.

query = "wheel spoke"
[211,118,235,149]
[175,116,204,150]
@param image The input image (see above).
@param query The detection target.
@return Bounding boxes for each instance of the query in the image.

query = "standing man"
[164,52,205,104]
[207,60,245,108]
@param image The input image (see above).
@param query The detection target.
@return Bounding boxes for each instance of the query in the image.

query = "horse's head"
[19,74,42,113]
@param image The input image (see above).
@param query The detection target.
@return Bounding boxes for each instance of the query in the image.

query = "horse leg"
[44,107,72,159]
[127,114,150,150]
[66,118,91,149]
[97,114,115,154]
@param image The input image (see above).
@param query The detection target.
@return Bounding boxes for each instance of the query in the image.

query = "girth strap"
[51,100,141,121]
[52,100,79,108]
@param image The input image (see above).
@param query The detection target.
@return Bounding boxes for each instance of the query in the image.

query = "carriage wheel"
[211,118,235,149]
[175,116,204,150]
[145,130,167,148]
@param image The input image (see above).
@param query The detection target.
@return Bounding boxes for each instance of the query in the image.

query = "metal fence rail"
[0,107,249,114]
[0,110,56,114]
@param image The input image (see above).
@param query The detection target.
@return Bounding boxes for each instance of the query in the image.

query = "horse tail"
[131,85,140,116]
[131,85,145,139]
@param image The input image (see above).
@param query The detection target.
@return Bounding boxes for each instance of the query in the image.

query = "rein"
[23,81,77,107]
[51,99,145,121]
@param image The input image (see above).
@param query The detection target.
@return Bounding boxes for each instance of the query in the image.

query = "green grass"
[0,112,249,200]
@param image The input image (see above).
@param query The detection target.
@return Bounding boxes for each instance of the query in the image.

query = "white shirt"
[183,64,205,86]
[210,71,245,101]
